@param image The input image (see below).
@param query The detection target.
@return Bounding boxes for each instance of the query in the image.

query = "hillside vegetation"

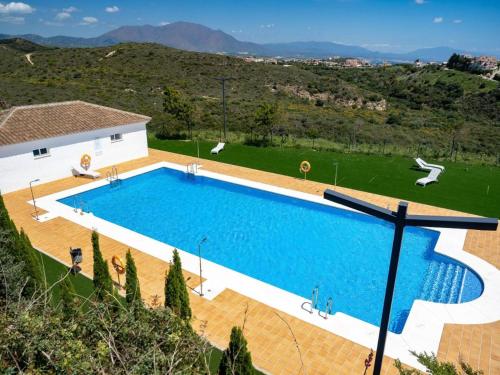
[0,41,498,157]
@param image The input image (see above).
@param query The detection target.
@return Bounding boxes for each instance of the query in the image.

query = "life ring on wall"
[80,154,92,170]
[300,160,311,174]
[111,255,125,275]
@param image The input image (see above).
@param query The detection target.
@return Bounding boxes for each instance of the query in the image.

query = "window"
[110,133,123,142]
[32,147,49,158]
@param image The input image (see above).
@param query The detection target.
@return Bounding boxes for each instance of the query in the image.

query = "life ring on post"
[300,160,311,174]
[80,154,92,171]
[111,255,125,275]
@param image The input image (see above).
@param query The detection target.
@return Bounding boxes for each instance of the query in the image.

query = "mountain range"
[0,21,495,62]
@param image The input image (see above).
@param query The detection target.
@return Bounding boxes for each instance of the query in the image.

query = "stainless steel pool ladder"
[186,163,198,175]
[73,196,88,214]
[318,297,333,319]
[301,286,319,314]
[106,166,121,187]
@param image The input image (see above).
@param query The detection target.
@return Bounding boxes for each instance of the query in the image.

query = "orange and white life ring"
[111,255,125,275]
[80,154,92,170]
[300,160,311,174]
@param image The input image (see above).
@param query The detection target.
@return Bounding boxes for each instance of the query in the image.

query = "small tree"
[91,231,113,302]
[164,249,191,320]
[218,326,254,375]
[125,249,142,307]
[59,274,80,318]
[163,87,194,138]
[18,228,44,288]
[254,103,278,142]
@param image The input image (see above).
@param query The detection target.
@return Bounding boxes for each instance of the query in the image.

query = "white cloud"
[105,5,119,13]
[231,29,243,34]
[81,16,98,25]
[415,0,426,4]
[159,21,170,26]
[433,17,443,23]
[55,11,70,21]
[0,15,24,23]
[63,6,78,13]
[453,19,463,24]
[260,23,275,29]
[0,2,34,14]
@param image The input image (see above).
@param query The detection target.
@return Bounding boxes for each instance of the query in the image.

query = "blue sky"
[0,1,498,53]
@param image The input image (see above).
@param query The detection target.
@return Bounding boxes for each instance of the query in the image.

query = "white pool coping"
[32,161,500,370]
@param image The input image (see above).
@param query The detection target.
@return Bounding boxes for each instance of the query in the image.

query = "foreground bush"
[395,352,483,375]
[0,194,210,374]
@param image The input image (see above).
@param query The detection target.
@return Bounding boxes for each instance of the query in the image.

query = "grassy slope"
[149,138,500,217]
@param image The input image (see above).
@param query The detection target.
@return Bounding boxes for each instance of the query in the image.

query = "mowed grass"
[149,138,500,217]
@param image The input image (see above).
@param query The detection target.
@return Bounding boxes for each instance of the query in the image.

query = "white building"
[0,101,151,193]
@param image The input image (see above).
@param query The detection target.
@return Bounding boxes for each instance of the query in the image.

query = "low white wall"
[0,122,148,193]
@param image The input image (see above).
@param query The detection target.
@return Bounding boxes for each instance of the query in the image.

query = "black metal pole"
[372,201,407,375]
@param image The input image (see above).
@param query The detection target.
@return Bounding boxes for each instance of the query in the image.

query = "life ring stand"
[111,255,125,288]
[80,154,92,171]
[111,255,125,275]
[300,161,311,180]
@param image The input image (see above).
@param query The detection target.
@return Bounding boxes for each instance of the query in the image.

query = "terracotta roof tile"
[0,101,151,146]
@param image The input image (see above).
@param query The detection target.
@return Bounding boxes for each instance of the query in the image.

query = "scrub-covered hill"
[0,40,498,157]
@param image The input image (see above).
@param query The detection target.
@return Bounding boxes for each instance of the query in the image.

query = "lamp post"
[214,77,233,142]
[29,178,40,220]
[333,162,338,189]
[323,189,498,375]
[196,137,200,164]
[198,236,208,296]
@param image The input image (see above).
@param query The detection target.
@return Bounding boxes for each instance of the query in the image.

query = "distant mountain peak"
[1,21,498,61]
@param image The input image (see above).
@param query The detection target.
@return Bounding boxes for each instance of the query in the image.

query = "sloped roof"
[0,101,151,146]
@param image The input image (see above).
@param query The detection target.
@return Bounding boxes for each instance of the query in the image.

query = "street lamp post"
[198,237,208,296]
[333,162,338,189]
[323,189,498,375]
[29,178,40,220]
[214,77,233,142]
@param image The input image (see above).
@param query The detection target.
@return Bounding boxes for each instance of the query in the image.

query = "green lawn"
[149,138,500,217]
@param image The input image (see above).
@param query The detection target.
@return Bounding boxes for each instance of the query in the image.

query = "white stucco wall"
[0,122,148,193]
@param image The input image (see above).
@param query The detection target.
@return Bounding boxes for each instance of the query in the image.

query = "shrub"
[125,249,142,307]
[218,326,255,375]
[395,352,483,375]
[164,249,191,320]
[92,231,113,302]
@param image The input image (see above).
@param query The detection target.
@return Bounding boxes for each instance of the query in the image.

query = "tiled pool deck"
[3,148,499,375]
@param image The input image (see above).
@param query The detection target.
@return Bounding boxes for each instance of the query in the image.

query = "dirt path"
[25,53,34,65]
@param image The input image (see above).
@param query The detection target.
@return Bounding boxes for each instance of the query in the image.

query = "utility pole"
[214,77,233,141]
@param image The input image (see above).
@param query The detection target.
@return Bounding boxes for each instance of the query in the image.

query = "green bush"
[164,249,192,320]
[218,326,255,375]
[91,231,114,302]
[125,249,142,307]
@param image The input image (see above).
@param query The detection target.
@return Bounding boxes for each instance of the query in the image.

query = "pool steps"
[419,261,467,304]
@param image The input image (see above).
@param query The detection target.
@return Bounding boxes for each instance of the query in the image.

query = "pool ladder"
[186,163,198,175]
[301,286,334,319]
[73,196,89,215]
[106,166,121,187]
[318,297,333,320]
[301,286,319,314]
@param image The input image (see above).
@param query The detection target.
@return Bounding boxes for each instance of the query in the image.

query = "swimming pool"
[58,166,482,333]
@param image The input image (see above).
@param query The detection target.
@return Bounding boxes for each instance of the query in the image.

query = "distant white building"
[0,101,150,193]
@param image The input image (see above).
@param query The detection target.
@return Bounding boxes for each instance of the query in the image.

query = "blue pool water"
[59,167,483,333]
